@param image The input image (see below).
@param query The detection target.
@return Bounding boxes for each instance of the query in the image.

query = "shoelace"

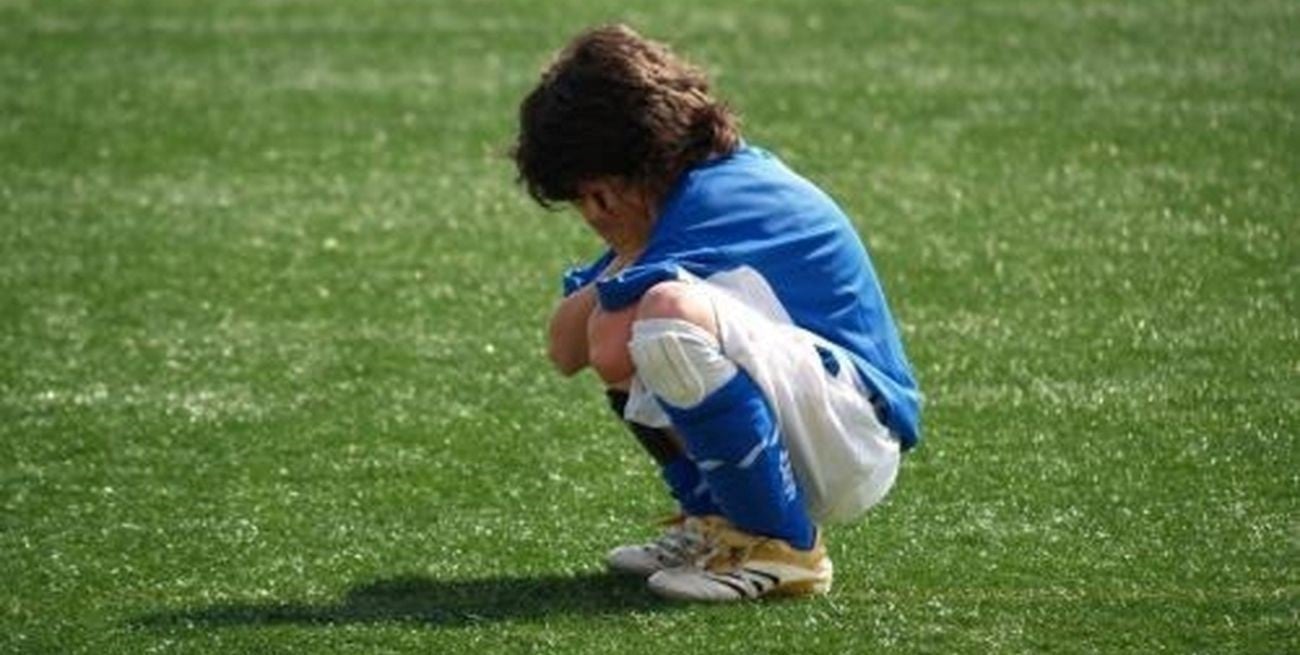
[652,522,708,564]
[691,524,760,571]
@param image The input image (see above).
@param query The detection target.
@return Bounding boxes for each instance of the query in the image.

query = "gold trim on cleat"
[646,521,833,602]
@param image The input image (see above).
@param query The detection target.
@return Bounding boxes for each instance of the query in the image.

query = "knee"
[628,318,737,410]
[589,281,723,395]
[635,281,717,336]
[587,305,637,385]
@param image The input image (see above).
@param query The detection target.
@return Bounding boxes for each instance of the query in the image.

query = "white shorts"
[623,268,901,524]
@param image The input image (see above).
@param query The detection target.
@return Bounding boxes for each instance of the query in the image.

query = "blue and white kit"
[564,145,921,531]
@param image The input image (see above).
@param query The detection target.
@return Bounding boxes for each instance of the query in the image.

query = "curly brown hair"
[512,24,741,208]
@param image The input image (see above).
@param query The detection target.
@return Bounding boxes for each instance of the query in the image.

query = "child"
[511,25,921,602]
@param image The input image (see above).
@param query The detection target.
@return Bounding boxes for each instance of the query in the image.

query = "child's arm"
[547,283,598,376]
[547,252,636,376]
[586,301,637,385]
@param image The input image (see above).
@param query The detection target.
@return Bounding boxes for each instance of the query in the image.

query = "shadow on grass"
[134,572,675,630]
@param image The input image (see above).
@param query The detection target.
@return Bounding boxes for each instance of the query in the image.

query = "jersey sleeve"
[594,260,684,310]
[560,249,616,297]
[594,245,733,311]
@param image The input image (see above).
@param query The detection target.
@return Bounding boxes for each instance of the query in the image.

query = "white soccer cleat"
[646,520,832,602]
[606,515,716,577]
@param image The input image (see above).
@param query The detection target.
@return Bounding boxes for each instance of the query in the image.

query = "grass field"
[2,0,1297,652]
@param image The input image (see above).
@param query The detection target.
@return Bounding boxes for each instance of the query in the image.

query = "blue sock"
[661,456,721,516]
[660,369,815,550]
[605,389,720,517]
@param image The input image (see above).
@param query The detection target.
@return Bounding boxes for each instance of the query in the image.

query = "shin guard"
[630,319,815,549]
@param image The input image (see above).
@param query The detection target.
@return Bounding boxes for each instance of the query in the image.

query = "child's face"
[573,177,655,253]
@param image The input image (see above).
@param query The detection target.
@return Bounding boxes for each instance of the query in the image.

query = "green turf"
[2,0,1297,652]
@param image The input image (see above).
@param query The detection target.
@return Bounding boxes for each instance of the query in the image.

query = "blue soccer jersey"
[563,145,922,450]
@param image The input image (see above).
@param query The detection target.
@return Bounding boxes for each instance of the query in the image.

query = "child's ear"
[592,187,613,213]
[576,178,616,215]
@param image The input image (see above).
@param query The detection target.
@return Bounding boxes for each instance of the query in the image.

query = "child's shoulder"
[675,144,831,216]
